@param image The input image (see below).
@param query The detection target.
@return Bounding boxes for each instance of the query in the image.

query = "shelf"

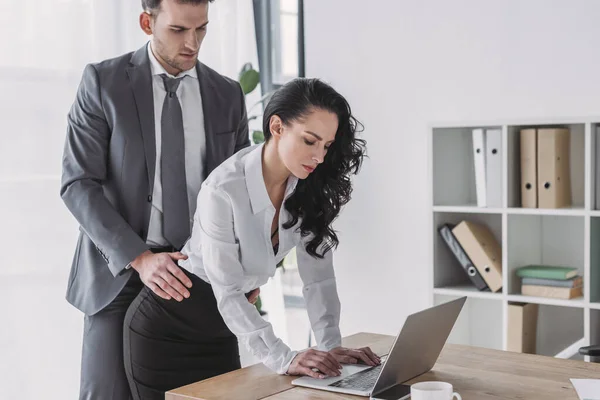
[431,121,598,358]
[435,294,503,350]
[433,206,588,216]
[432,125,503,207]
[433,285,501,300]
[535,305,584,358]
[592,123,600,211]
[591,310,600,347]
[506,206,586,216]
[505,294,585,309]
[591,217,600,303]
[432,205,503,214]
[433,212,502,290]
[506,214,584,296]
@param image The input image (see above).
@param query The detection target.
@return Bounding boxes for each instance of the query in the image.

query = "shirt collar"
[244,143,299,215]
[147,42,198,79]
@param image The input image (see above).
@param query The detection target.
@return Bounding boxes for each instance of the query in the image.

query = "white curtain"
[0,1,260,398]
[200,0,263,134]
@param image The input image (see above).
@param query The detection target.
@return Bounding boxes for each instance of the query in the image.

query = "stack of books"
[515,265,583,299]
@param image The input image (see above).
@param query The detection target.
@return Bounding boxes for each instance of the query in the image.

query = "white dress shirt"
[146,42,206,247]
[179,143,342,374]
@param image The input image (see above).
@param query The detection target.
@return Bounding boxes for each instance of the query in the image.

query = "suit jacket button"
[147,195,152,202]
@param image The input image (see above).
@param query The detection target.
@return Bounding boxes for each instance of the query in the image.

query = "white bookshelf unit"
[429,118,600,362]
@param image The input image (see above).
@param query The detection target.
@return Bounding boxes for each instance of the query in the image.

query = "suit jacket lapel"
[126,44,156,192]
[196,62,219,177]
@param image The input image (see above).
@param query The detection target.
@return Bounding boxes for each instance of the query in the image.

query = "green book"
[515,265,578,280]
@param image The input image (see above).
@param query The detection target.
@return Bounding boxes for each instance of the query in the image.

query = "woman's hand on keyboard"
[287,349,343,378]
[329,346,381,366]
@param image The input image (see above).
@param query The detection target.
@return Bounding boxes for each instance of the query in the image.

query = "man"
[60,0,254,398]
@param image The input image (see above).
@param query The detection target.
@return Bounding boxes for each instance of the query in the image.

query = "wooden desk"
[166,332,600,400]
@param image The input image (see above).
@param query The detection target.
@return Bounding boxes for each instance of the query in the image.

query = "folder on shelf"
[472,128,487,207]
[451,220,503,292]
[485,128,503,208]
[438,224,489,291]
[537,128,571,209]
[507,302,538,354]
[520,128,537,208]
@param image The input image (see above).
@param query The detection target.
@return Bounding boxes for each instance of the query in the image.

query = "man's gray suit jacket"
[60,44,250,316]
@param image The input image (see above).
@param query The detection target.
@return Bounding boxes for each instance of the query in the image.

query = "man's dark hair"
[142,0,214,13]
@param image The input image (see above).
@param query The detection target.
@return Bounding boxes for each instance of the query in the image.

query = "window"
[253,0,305,93]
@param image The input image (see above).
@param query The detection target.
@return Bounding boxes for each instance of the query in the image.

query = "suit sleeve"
[234,82,250,152]
[60,63,149,276]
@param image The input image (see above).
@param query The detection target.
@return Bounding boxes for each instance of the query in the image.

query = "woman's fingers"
[334,354,357,364]
[302,357,340,377]
[325,351,343,369]
[298,366,324,379]
[314,351,342,373]
[360,347,381,364]
[346,348,376,366]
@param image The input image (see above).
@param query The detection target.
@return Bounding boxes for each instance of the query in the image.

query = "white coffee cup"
[410,381,462,400]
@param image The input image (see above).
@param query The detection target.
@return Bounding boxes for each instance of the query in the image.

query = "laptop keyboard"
[328,364,383,391]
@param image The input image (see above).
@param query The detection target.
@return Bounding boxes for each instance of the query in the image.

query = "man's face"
[143,0,209,75]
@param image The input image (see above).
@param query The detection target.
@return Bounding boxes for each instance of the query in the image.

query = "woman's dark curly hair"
[262,78,366,258]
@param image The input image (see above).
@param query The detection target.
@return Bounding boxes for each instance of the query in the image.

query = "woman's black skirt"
[123,268,241,400]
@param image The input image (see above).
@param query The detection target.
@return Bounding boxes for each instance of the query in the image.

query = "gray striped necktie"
[160,74,189,249]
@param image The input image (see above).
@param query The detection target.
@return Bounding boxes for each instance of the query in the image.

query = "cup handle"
[452,393,462,400]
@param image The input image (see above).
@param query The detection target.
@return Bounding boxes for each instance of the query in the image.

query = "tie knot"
[161,74,182,95]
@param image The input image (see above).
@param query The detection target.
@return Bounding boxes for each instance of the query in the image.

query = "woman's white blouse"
[179,143,342,374]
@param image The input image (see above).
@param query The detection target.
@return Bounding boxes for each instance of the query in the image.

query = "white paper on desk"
[570,379,600,400]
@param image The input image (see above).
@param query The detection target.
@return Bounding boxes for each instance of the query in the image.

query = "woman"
[123,78,378,399]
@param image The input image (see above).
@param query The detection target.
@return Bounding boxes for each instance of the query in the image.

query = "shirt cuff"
[281,350,299,375]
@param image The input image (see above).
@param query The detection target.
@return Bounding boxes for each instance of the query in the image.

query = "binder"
[438,224,489,291]
[537,128,571,209]
[485,128,502,208]
[507,303,538,354]
[472,129,487,207]
[520,128,537,208]
[452,220,503,292]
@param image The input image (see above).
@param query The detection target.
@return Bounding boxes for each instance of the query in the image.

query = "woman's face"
[272,108,339,179]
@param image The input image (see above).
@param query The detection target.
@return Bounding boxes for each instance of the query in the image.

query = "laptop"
[291,296,466,397]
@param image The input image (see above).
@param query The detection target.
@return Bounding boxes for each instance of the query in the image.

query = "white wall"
[304,0,600,336]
